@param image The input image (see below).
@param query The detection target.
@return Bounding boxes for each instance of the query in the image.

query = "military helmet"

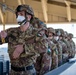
[55,29,64,36]
[39,21,47,31]
[15,4,34,16]
[68,33,73,38]
[47,27,55,35]
[55,29,60,36]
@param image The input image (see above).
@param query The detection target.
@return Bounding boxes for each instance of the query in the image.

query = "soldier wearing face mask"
[63,31,72,59]
[47,27,58,70]
[0,4,49,75]
[57,29,68,63]
[52,29,63,66]
[67,33,75,58]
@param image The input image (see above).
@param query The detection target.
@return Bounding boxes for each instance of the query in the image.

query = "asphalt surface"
[44,60,76,75]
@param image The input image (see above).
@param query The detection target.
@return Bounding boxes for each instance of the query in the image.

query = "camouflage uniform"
[0,24,49,75]
[50,40,58,70]
[56,41,62,66]
[70,40,75,58]
[0,5,49,75]
[60,39,68,63]
[57,29,68,63]
[53,29,63,66]
[31,18,52,75]
[0,27,35,75]
[67,33,75,58]
[63,31,71,59]
[47,27,58,70]
[39,52,52,75]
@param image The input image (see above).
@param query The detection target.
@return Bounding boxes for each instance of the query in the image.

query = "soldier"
[63,31,72,59]
[57,29,68,63]
[54,29,63,66]
[67,33,75,58]
[47,27,58,70]
[32,19,52,75]
[0,4,49,75]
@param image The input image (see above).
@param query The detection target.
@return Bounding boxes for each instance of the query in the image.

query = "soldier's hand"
[0,31,7,38]
[13,45,24,59]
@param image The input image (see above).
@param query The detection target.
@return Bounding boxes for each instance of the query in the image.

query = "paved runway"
[45,59,76,75]
[59,62,76,75]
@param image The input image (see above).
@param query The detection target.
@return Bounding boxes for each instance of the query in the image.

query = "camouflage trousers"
[51,55,58,70]
[71,50,75,58]
[35,53,52,75]
[62,53,68,63]
[58,55,63,66]
[9,64,36,75]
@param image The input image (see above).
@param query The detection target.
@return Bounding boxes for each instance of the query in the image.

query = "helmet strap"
[19,19,26,25]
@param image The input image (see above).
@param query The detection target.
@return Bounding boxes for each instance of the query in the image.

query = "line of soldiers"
[35,26,76,75]
[0,4,75,75]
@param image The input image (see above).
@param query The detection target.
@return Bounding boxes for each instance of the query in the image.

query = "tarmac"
[45,56,76,75]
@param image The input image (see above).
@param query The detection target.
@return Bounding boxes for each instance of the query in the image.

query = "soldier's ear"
[27,14,32,21]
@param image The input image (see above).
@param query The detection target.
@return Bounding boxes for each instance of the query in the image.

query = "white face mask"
[16,15,26,25]
[54,36,59,41]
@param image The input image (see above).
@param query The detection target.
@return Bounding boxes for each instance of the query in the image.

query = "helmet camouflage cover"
[31,17,47,31]
[55,29,64,36]
[15,4,34,16]
[47,27,55,35]
[68,33,73,38]
[39,20,47,31]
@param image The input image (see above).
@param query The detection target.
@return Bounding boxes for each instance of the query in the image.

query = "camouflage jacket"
[31,17,47,30]
[69,40,75,51]
[52,39,62,56]
[59,39,68,53]
[0,24,48,67]
[47,39,58,56]
[62,38,71,52]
